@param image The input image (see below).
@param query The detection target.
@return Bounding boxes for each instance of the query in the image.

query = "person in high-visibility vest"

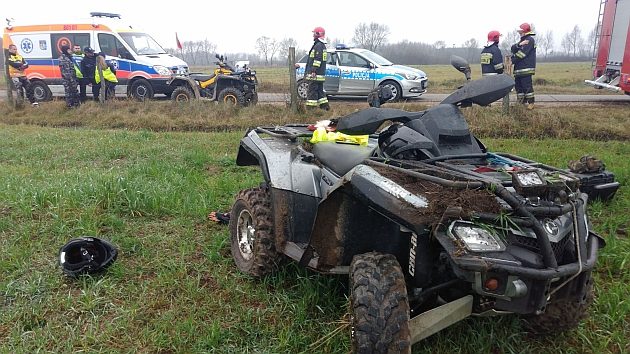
[305,26,330,111]
[95,53,118,100]
[7,44,38,106]
[58,44,80,108]
[72,44,88,102]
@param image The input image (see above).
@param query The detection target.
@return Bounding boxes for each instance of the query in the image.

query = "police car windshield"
[119,32,167,55]
[358,50,393,66]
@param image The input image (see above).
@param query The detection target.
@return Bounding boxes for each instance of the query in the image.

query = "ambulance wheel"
[297,80,308,100]
[379,80,402,102]
[30,80,52,102]
[171,86,194,102]
[129,79,154,101]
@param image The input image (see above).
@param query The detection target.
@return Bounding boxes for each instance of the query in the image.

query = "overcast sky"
[2,0,601,54]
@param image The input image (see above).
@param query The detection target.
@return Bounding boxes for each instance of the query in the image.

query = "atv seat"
[313,142,376,176]
[191,73,215,82]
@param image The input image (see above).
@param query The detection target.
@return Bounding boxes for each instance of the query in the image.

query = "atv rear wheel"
[245,92,258,106]
[229,187,279,277]
[171,86,194,102]
[350,252,411,354]
[218,87,245,106]
[524,274,594,334]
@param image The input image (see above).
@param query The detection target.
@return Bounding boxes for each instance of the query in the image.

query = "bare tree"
[255,36,274,65]
[200,39,217,65]
[462,38,480,62]
[278,37,299,62]
[536,30,554,58]
[352,22,390,51]
[561,25,582,56]
[585,25,598,57]
[269,39,281,66]
[500,31,521,54]
[433,41,446,50]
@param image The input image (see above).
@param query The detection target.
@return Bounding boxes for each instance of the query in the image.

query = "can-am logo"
[409,233,417,276]
[20,38,33,53]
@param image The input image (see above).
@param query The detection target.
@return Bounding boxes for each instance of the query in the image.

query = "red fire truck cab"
[586,0,630,95]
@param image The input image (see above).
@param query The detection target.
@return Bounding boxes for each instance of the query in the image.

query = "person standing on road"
[80,47,100,101]
[511,22,537,109]
[481,31,504,76]
[305,26,330,111]
[72,44,88,102]
[7,44,38,106]
[95,53,118,100]
[59,44,80,108]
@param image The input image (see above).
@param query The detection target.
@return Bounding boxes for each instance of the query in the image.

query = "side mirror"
[368,62,376,69]
[450,55,471,81]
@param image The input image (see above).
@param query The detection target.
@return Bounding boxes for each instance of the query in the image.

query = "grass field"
[0,98,628,353]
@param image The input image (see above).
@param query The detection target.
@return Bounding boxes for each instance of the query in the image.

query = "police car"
[296,45,428,101]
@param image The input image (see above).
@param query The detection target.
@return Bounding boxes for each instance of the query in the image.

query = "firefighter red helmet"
[313,26,326,38]
[487,30,501,42]
[517,23,531,33]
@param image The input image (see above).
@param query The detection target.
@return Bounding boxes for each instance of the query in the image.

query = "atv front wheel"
[171,86,194,102]
[218,87,245,106]
[524,274,594,334]
[229,187,279,277]
[350,252,411,354]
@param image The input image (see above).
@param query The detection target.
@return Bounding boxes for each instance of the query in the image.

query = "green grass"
[0,121,628,353]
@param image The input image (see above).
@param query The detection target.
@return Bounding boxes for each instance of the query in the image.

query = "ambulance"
[2,12,189,101]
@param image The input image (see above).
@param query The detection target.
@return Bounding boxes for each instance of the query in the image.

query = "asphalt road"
[2,89,629,105]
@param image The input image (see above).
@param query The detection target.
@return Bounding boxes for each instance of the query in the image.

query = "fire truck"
[585,0,630,95]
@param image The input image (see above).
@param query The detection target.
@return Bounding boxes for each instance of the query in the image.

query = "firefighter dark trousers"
[307,80,329,109]
[515,75,534,104]
[12,77,35,103]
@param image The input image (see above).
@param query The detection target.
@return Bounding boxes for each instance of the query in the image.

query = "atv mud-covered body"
[232,72,616,350]
[167,55,258,106]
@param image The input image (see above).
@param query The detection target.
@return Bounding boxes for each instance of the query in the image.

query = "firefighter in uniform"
[7,44,38,106]
[95,53,118,100]
[511,23,537,109]
[481,31,504,76]
[59,44,81,108]
[305,26,330,110]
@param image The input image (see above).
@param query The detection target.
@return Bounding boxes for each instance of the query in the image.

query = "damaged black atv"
[229,58,617,353]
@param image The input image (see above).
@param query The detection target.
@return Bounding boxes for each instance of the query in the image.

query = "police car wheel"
[380,81,402,102]
[30,80,52,101]
[129,79,154,101]
[297,80,308,100]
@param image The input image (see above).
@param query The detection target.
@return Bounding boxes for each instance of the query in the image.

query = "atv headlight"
[449,222,506,252]
[153,65,172,76]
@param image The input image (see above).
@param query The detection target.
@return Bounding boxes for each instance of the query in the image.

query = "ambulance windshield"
[119,32,167,55]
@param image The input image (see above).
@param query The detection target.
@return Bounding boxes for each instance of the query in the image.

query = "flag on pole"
[176,32,182,50]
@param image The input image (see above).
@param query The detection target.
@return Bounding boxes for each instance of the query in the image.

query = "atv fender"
[167,76,201,99]
[236,130,322,197]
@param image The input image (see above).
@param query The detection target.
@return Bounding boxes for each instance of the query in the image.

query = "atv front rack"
[364,157,589,269]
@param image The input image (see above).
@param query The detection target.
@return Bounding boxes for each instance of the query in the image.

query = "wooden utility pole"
[4,48,15,107]
[288,47,298,113]
[502,55,512,114]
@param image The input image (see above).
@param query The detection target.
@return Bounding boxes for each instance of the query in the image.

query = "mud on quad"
[167,54,258,106]
[229,57,617,352]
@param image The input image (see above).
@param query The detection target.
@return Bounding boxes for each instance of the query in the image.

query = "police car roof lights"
[90,12,122,19]
[335,44,351,50]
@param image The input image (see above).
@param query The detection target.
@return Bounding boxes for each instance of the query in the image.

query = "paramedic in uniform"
[480,31,504,76]
[511,22,537,109]
[7,44,38,106]
[305,26,330,111]
[73,45,88,102]
[80,47,100,101]
[59,44,81,108]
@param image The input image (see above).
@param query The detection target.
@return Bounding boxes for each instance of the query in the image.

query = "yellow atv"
[167,54,258,106]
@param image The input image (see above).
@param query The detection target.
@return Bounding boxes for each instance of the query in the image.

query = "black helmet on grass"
[59,237,118,277]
